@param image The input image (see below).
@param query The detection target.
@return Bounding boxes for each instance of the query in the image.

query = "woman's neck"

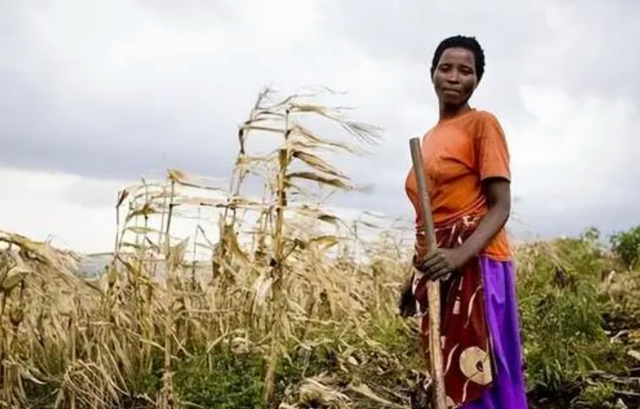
[439,103,472,121]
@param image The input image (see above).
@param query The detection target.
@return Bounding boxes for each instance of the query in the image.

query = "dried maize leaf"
[1,270,28,293]
[292,150,345,178]
[125,203,156,224]
[287,172,352,191]
[222,226,250,265]
[292,125,356,154]
[239,124,285,134]
[116,188,130,208]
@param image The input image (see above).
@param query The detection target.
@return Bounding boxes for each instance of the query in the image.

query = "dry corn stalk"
[0,88,392,409]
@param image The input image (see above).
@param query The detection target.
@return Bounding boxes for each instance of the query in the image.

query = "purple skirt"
[459,256,529,409]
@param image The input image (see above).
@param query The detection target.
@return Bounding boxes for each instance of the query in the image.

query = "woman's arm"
[418,177,511,280]
[458,177,511,260]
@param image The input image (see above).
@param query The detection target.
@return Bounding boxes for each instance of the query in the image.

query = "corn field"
[1,89,639,409]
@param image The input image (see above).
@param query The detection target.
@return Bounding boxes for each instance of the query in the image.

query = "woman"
[401,35,529,409]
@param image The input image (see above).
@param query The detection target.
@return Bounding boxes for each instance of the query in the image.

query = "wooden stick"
[409,137,447,409]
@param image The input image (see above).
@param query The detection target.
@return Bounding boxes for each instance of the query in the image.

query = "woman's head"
[430,35,485,108]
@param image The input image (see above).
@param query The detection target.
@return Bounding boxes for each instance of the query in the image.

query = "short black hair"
[430,35,485,82]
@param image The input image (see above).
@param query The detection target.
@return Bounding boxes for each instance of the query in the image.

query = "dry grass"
[0,88,409,409]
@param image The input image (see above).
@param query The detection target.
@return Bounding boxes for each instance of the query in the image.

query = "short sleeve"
[476,113,511,182]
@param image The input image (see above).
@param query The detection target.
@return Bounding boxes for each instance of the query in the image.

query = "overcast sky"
[1,0,639,253]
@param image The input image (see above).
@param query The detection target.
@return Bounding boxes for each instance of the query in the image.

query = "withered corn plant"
[0,230,123,408]
[0,88,401,409]
[228,88,381,403]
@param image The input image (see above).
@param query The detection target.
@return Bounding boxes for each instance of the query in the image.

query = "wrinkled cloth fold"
[412,216,493,407]
[411,216,528,408]
[460,257,529,409]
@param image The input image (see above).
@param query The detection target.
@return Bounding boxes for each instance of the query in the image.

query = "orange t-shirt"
[405,109,511,261]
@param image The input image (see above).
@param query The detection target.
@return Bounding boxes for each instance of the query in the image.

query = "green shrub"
[516,230,625,393]
[173,349,266,409]
[577,381,616,407]
[611,225,640,270]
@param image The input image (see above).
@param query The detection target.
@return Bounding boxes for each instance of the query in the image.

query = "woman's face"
[432,47,478,107]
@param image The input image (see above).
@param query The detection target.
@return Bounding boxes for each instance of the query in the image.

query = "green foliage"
[127,354,164,402]
[611,225,640,270]
[172,349,267,409]
[169,342,358,409]
[516,230,625,393]
[577,381,616,407]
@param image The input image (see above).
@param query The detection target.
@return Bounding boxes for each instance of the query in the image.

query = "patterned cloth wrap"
[411,215,494,408]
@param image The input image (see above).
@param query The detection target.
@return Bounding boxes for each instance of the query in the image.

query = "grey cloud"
[321,0,640,103]
[522,0,640,102]
[318,0,551,123]
[319,0,548,66]
[0,0,365,182]
[0,0,271,180]
[1,0,639,240]
[0,75,239,179]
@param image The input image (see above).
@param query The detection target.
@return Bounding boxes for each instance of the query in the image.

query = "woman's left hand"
[417,248,469,281]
